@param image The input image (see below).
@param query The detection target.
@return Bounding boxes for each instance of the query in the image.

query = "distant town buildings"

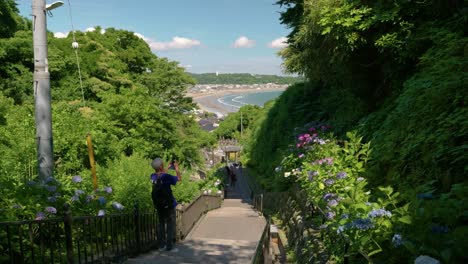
[188,83,288,94]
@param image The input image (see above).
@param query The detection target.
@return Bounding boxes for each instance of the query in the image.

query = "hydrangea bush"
[277,125,411,261]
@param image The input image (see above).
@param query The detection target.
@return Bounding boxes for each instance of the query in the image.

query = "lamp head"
[45,1,64,11]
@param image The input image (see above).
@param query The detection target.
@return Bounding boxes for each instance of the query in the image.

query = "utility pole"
[32,0,63,180]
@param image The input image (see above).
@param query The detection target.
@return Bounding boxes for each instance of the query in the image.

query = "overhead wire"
[66,0,85,105]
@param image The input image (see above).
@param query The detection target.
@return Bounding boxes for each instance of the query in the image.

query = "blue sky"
[16,0,290,75]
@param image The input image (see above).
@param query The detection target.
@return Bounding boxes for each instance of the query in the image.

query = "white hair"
[151,158,163,170]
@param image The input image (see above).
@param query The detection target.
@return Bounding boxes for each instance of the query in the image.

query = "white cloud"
[54,32,69,38]
[268,37,288,49]
[85,27,96,32]
[134,33,201,51]
[233,36,255,48]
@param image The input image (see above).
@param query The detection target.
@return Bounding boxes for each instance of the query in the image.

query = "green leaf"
[398,215,412,224]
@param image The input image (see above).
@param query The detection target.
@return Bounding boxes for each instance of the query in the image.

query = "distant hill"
[190,73,303,85]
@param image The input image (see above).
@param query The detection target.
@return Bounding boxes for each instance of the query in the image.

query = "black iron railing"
[0,204,157,264]
[1,194,223,264]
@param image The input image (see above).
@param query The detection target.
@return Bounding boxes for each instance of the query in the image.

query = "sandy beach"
[187,87,286,115]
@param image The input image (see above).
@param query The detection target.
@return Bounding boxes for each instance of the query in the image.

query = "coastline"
[187,87,286,115]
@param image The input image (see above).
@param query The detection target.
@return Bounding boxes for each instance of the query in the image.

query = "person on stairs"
[151,158,181,252]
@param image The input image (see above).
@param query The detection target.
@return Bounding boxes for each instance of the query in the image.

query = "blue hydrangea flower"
[11,204,22,209]
[337,225,345,234]
[336,172,347,179]
[98,196,107,205]
[350,218,374,230]
[44,177,55,183]
[47,196,57,203]
[417,193,434,200]
[341,214,349,219]
[27,180,36,186]
[357,177,364,182]
[75,189,85,196]
[392,234,402,247]
[46,185,57,192]
[70,195,79,202]
[368,208,392,218]
[431,224,450,234]
[72,175,82,183]
[45,206,57,214]
[97,210,105,217]
[112,202,124,210]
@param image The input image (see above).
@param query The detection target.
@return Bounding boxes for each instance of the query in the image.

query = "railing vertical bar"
[39,223,45,264]
[77,222,82,264]
[48,223,54,264]
[29,223,35,264]
[93,217,100,261]
[125,214,130,253]
[81,221,87,264]
[55,222,62,264]
[19,225,25,263]
[111,216,116,255]
[100,217,106,261]
[88,219,94,262]
[115,216,120,256]
[6,225,13,264]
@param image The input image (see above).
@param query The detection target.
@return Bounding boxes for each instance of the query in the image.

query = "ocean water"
[217,90,283,109]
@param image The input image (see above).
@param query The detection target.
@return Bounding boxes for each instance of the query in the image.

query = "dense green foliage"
[0,2,215,220]
[191,73,303,84]
[218,0,467,262]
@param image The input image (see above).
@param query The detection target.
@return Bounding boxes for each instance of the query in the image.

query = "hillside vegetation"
[0,1,216,220]
[217,0,467,262]
[191,72,303,84]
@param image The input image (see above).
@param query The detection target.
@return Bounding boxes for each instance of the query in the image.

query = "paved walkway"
[125,167,266,264]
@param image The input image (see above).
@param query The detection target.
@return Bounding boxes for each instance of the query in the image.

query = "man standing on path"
[151,158,181,252]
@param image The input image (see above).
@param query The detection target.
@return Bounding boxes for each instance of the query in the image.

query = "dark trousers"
[157,208,175,249]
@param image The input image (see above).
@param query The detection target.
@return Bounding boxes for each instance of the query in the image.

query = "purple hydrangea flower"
[70,195,80,202]
[326,211,336,219]
[75,189,85,196]
[298,153,305,158]
[368,208,392,218]
[45,206,57,214]
[72,175,82,183]
[324,179,335,186]
[336,172,347,179]
[35,212,46,220]
[322,193,335,201]
[97,210,105,217]
[104,186,113,194]
[328,199,338,207]
[357,177,364,182]
[112,202,124,210]
[392,234,402,247]
[296,143,302,148]
[47,196,57,203]
[86,195,94,203]
[307,170,319,181]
